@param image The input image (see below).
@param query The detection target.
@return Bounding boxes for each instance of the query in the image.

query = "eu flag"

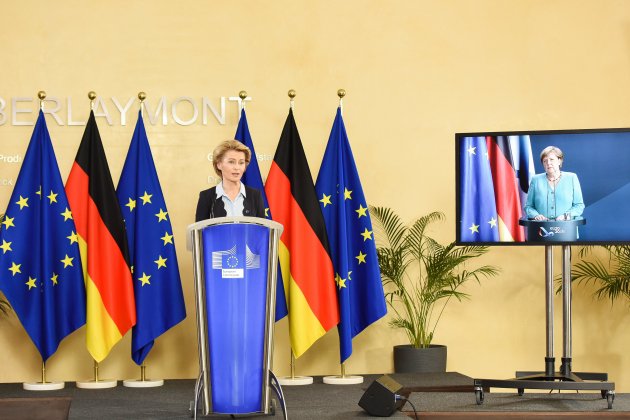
[460,136,500,242]
[117,111,186,365]
[0,111,86,361]
[315,107,387,362]
[234,108,288,321]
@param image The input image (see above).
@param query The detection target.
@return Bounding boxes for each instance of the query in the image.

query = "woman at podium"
[524,145,585,221]
[195,139,265,221]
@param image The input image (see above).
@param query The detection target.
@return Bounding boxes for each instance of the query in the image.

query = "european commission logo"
[212,244,260,278]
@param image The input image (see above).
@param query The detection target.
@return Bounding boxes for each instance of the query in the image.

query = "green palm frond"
[571,246,630,303]
[407,212,445,258]
[371,206,500,348]
[370,206,408,250]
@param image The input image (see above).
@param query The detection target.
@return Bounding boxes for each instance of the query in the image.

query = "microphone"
[209,196,215,219]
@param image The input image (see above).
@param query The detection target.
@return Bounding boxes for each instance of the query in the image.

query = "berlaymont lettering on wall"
[0,95,252,126]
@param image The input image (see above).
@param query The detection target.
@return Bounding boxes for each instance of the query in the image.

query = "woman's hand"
[534,214,547,221]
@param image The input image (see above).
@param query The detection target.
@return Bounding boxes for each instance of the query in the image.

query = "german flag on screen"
[486,136,525,241]
[265,109,339,358]
[65,111,136,362]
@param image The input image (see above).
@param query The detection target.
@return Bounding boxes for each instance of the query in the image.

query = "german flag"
[65,111,136,362]
[265,109,339,358]
[486,135,525,241]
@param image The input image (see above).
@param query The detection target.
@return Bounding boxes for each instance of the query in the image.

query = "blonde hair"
[212,140,251,177]
[540,146,564,167]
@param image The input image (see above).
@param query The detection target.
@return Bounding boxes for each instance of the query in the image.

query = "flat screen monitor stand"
[473,241,616,409]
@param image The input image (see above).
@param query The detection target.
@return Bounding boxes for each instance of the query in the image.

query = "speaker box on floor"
[358,375,405,417]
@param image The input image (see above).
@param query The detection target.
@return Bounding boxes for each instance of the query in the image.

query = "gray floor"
[408,391,629,413]
[0,375,628,419]
[0,376,407,419]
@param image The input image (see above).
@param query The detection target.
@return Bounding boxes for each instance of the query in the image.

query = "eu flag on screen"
[315,107,387,363]
[0,111,86,361]
[117,111,186,365]
[235,108,288,321]
[460,136,500,242]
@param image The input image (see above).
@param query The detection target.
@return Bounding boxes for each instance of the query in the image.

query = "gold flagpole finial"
[337,89,346,113]
[37,91,46,111]
[88,91,97,110]
[239,90,248,112]
[288,89,296,110]
[138,91,146,115]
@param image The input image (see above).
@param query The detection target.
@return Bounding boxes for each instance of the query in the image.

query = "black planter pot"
[393,344,447,373]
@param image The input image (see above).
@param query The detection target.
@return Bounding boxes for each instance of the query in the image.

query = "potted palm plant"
[370,207,499,372]
[570,245,630,303]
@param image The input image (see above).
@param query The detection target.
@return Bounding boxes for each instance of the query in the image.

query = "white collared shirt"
[215,182,247,216]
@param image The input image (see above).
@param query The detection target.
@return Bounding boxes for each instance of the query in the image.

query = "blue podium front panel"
[202,223,269,414]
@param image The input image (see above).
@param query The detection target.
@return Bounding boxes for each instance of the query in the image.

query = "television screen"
[455,129,630,245]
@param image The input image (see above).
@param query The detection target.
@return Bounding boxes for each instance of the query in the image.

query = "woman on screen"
[195,139,265,221]
[525,146,585,221]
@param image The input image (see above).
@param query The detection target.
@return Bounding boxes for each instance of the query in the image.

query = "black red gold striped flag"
[265,108,339,358]
[65,111,136,362]
[486,136,525,241]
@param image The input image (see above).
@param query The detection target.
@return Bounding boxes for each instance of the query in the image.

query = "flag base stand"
[323,375,363,385]
[277,376,313,386]
[278,354,313,385]
[76,379,117,389]
[323,365,363,385]
[123,379,164,388]
[23,381,65,391]
[76,361,117,389]
[24,362,65,391]
[123,365,163,387]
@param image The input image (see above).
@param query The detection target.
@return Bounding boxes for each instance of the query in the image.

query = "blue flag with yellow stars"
[0,111,86,361]
[459,136,500,242]
[235,108,288,321]
[117,111,186,365]
[315,107,387,363]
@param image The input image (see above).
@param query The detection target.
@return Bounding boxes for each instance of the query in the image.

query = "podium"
[520,217,585,243]
[187,217,287,419]
[474,217,616,409]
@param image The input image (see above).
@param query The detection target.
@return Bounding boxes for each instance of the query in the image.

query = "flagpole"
[323,89,363,386]
[121,91,165,389]
[337,88,345,114]
[75,91,116,390]
[138,91,146,117]
[288,89,296,111]
[22,91,66,392]
[38,90,46,111]
[76,359,117,389]
[238,90,247,113]
[23,359,65,391]
[123,360,164,388]
[277,89,313,387]
[88,90,96,110]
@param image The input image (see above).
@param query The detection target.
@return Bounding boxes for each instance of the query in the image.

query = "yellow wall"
[1,0,629,391]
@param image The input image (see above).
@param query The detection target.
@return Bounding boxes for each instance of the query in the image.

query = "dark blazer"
[195,185,266,222]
